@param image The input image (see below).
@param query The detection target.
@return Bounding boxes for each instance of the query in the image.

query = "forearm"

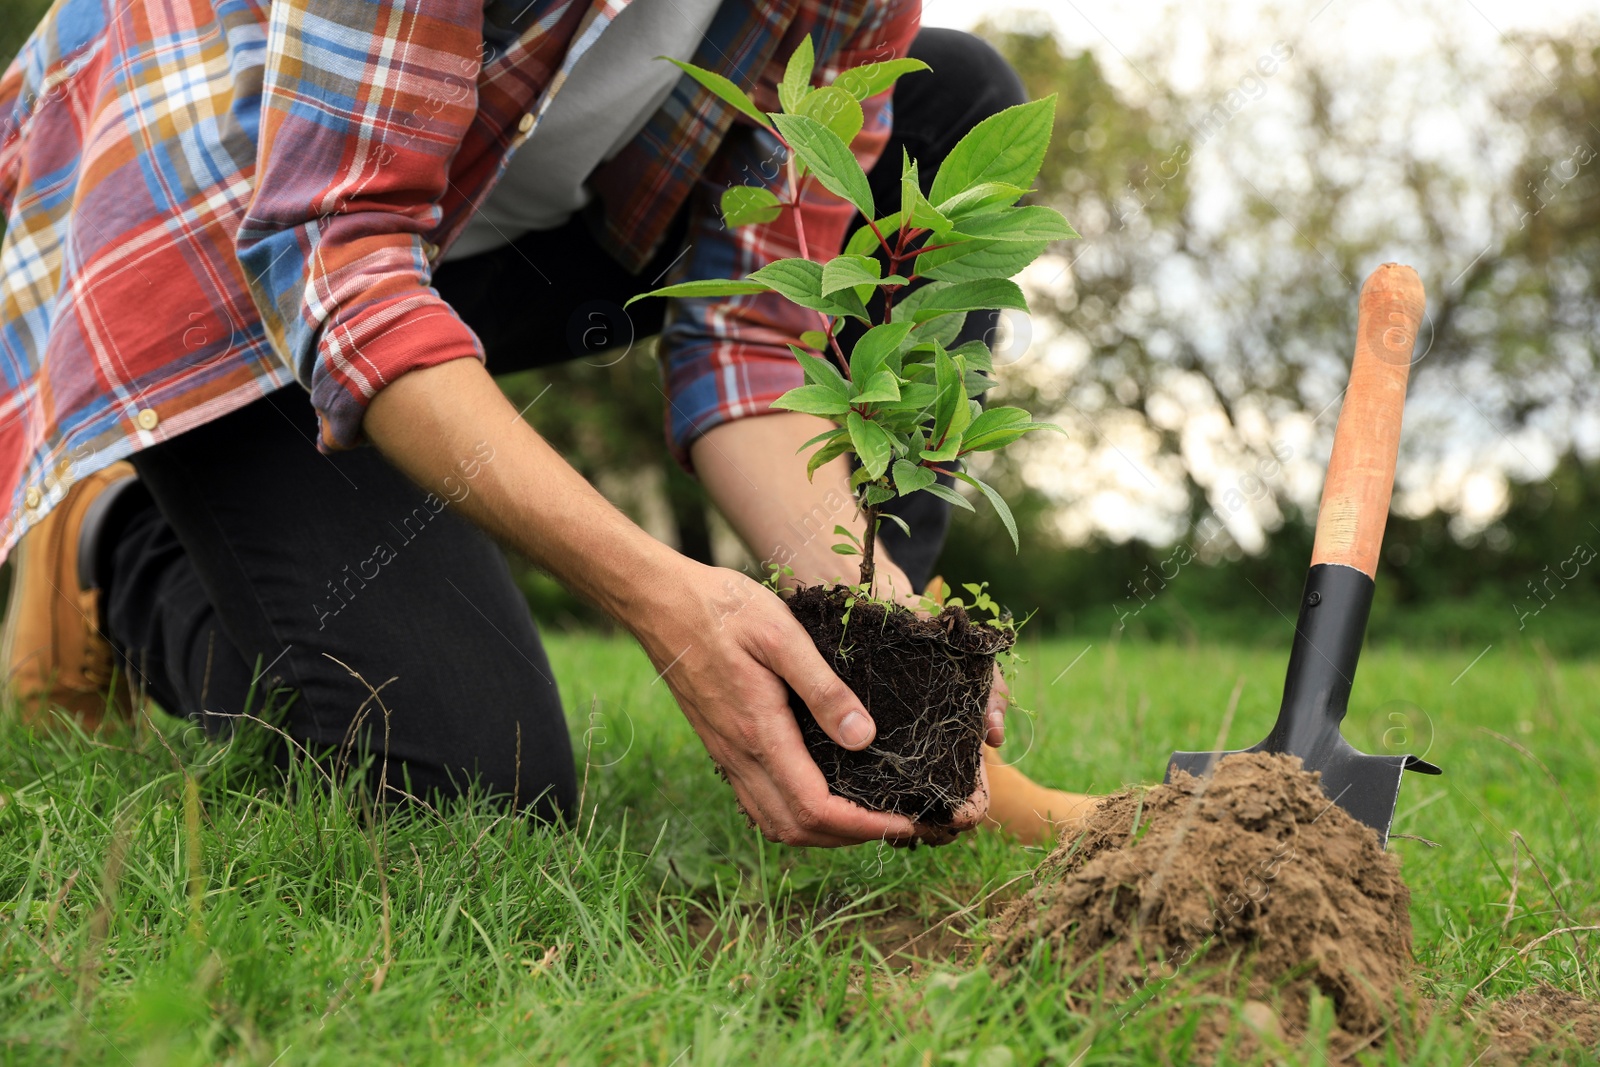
[692,412,917,602]
[363,358,678,630]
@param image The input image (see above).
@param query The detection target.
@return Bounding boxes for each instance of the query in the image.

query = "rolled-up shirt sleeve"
[235,0,487,450]
[657,0,920,467]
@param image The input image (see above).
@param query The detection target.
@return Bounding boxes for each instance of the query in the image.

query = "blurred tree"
[5,1,1598,647]
[1,0,48,74]
[937,14,1600,649]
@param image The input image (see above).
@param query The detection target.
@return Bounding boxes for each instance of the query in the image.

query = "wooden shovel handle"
[1310,264,1426,578]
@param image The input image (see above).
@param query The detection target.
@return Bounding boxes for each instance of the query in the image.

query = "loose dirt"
[1474,983,1600,1063]
[986,752,1415,1058]
[787,585,1012,826]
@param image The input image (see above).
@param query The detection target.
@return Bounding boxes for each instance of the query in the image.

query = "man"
[0,0,1092,845]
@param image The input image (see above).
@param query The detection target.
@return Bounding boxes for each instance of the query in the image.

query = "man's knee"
[910,27,1029,120]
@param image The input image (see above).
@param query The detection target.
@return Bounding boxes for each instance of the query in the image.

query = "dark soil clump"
[987,752,1415,1058]
[786,584,1012,827]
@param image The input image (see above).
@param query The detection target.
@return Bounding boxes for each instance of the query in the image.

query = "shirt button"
[517,112,535,134]
[136,408,159,431]
[23,486,41,509]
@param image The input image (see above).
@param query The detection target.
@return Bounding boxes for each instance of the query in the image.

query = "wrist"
[594,535,696,639]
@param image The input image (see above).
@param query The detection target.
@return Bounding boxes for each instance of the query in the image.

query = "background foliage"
[4,0,1597,650]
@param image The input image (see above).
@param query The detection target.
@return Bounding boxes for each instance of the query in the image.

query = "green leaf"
[752,258,824,302]
[821,254,881,295]
[963,368,994,398]
[961,406,1030,440]
[927,96,1056,208]
[948,340,993,372]
[797,425,847,451]
[833,58,931,102]
[911,235,994,272]
[772,385,851,416]
[962,408,1064,452]
[878,511,912,537]
[851,371,900,404]
[832,524,863,549]
[778,36,815,113]
[898,381,937,410]
[922,480,975,512]
[891,282,949,322]
[771,113,875,218]
[848,321,914,382]
[919,435,961,463]
[931,345,970,446]
[920,239,1047,283]
[954,471,1019,550]
[752,259,869,319]
[624,278,769,306]
[661,58,774,131]
[845,211,901,258]
[907,279,1028,322]
[798,329,830,351]
[720,185,784,227]
[791,349,849,397]
[954,205,1078,242]
[831,542,860,555]
[910,311,967,349]
[797,86,863,146]
[892,459,936,495]
[901,154,950,233]
[862,484,897,506]
[937,181,1029,220]
[805,437,853,480]
[847,411,893,479]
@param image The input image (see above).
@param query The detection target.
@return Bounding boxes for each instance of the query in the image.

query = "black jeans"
[105,28,1026,819]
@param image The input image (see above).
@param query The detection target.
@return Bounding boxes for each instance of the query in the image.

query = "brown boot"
[981,746,1099,846]
[2,462,136,729]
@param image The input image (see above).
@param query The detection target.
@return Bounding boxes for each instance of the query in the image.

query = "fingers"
[932,759,991,840]
[986,665,1009,747]
[751,610,876,752]
[742,688,918,843]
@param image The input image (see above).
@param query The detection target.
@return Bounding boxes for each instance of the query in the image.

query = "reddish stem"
[786,157,809,261]
[866,218,893,261]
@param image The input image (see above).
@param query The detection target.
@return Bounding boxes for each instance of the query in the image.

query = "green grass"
[2,632,1597,1065]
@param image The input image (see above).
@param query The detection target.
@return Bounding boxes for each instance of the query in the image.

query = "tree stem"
[859,502,878,591]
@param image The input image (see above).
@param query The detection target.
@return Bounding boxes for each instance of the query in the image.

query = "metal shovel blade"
[1165,564,1440,848]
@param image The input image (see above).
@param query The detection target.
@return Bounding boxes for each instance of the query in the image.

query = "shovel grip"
[1310,264,1426,579]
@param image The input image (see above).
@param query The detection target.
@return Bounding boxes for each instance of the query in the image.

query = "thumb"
[757,616,876,751]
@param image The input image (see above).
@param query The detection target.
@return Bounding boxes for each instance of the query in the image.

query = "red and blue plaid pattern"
[0,0,918,560]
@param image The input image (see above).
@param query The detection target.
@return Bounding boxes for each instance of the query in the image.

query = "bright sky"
[923,0,1596,63]
[918,0,1597,547]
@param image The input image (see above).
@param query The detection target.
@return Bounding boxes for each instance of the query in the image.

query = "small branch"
[859,502,879,591]
[827,321,849,375]
[867,217,893,261]
[787,157,810,261]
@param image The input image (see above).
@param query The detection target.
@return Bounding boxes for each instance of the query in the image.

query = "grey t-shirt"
[445,0,724,261]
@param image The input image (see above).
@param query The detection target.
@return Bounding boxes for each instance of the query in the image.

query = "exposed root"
[786,585,1012,826]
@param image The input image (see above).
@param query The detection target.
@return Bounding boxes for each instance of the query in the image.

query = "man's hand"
[692,412,1005,837]
[365,360,936,845]
[636,558,920,846]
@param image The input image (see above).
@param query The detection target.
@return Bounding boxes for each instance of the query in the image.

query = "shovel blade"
[1165,741,1440,847]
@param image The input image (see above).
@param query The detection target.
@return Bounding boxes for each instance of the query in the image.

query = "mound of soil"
[1476,984,1600,1063]
[786,585,1012,827]
[987,752,1414,1058]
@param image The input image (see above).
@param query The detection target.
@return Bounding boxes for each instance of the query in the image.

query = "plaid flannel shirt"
[0,0,919,561]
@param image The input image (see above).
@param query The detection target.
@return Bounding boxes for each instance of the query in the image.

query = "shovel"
[1166,263,1442,846]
